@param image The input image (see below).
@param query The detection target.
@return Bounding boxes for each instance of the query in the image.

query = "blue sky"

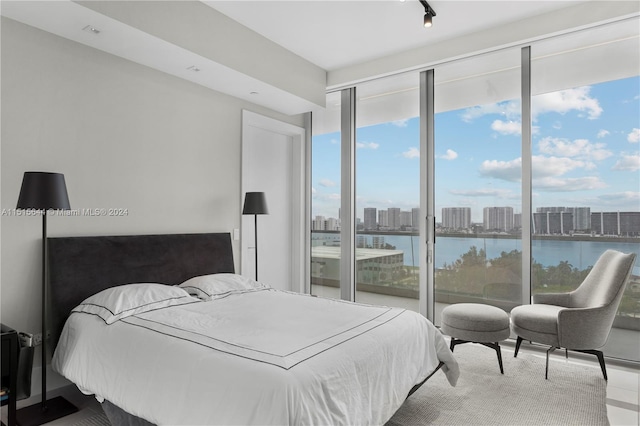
[312,76,640,222]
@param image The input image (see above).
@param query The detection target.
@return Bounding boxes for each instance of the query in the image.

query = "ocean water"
[314,233,640,272]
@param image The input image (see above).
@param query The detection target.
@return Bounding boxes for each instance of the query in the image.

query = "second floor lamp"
[16,171,78,425]
[242,192,268,281]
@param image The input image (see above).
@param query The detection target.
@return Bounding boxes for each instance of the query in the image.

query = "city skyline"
[312,76,640,223]
[312,204,640,237]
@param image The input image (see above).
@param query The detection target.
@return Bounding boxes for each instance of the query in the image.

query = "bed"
[49,232,458,425]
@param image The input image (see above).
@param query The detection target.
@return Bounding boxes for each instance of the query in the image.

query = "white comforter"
[53,289,458,425]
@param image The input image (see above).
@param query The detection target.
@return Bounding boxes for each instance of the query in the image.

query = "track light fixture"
[419,0,436,28]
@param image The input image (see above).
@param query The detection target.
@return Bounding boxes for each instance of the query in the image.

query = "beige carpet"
[387,343,609,426]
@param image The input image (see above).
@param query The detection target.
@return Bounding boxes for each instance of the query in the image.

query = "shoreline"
[313,230,640,244]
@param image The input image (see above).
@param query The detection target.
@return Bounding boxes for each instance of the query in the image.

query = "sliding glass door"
[354,73,421,311]
[530,18,640,361]
[433,49,523,324]
[311,91,342,299]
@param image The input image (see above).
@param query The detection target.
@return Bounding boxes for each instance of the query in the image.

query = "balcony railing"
[311,230,640,331]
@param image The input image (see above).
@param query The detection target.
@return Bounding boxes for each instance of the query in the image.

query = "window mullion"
[340,87,356,302]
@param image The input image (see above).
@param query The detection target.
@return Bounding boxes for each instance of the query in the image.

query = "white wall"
[78,0,327,110]
[0,17,304,374]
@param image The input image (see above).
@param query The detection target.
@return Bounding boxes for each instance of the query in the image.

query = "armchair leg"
[514,336,524,358]
[574,349,608,380]
[545,346,558,380]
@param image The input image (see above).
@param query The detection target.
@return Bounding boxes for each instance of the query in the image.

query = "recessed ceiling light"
[82,25,101,35]
[187,66,201,72]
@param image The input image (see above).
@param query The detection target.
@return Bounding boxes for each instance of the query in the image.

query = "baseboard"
[500,338,640,371]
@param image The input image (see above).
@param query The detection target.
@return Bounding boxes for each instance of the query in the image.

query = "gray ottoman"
[441,303,510,374]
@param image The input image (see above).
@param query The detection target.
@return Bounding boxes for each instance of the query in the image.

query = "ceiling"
[205,0,584,71]
[2,0,624,115]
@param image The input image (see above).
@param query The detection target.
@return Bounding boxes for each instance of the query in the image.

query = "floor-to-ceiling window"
[311,91,342,299]
[311,16,639,362]
[530,18,640,361]
[355,73,421,311]
[433,49,523,324]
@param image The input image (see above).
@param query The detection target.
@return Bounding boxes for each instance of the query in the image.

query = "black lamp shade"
[17,172,71,210]
[242,192,268,215]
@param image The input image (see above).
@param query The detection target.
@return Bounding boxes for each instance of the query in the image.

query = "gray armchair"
[511,249,637,380]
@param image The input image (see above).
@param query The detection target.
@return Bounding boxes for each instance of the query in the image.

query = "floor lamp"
[242,192,268,281]
[16,172,77,426]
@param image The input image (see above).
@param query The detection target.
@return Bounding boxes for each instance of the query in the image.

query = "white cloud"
[491,120,521,135]
[479,155,590,182]
[450,188,512,197]
[440,149,458,160]
[532,155,589,177]
[612,154,640,172]
[462,86,602,126]
[597,129,609,138]
[479,158,522,182]
[628,128,640,143]
[319,179,337,187]
[391,119,409,128]
[462,101,520,123]
[403,147,420,159]
[598,191,640,203]
[356,141,379,150]
[531,86,602,120]
[538,137,612,161]
[533,176,607,192]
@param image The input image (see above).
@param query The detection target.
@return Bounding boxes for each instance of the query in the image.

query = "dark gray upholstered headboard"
[48,233,234,344]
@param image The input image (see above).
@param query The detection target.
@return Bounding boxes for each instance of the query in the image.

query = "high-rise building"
[364,207,377,230]
[533,211,573,234]
[378,210,388,228]
[537,207,590,231]
[326,217,340,231]
[412,208,420,231]
[442,207,471,230]
[572,207,591,231]
[312,215,326,231]
[591,212,640,236]
[400,211,413,228]
[483,207,514,232]
[388,208,401,230]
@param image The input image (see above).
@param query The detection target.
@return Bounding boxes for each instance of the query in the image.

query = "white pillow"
[72,283,199,324]
[179,273,269,301]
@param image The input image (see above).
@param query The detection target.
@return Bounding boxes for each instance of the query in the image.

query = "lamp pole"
[242,192,268,282]
[254,214,259,281]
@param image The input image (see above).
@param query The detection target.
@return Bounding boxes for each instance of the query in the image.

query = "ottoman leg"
[514,336,524,357]
[449,337,464,352]
[478,342,505,374]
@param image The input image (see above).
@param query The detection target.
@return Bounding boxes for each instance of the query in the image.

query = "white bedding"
[53,288,458,425]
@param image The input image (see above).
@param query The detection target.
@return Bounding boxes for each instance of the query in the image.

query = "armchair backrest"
[570,249,636,309]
